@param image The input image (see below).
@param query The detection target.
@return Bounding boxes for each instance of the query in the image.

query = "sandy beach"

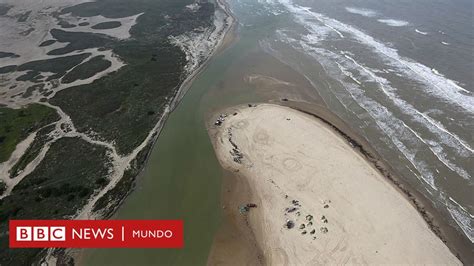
[208,103,460,265]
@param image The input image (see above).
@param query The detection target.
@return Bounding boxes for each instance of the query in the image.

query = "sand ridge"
[209,103,460,265]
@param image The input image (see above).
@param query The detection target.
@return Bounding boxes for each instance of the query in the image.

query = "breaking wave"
[285,2,473,112]
[259,0,474,242]
[345,7,378,17]
[275,0,474,147]
[378,19,409,27]
[415,29,429,35]
[448,197,474,243]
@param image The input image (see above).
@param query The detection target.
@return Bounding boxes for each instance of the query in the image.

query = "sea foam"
[378,19,409,27]
[448,197,474,243]
[280,0,474,113]
[415,29,429,35]
[345,7,378,17]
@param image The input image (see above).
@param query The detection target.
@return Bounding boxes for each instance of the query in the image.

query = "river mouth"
[80,10,328,264]
[82,0,473,264]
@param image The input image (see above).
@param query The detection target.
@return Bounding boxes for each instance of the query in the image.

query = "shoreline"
[279,101,474,264]
[206,169,265,265]
[171,0,236,109]
[207,102,470,264]
[70,1,238,264]
[86,0,236,223]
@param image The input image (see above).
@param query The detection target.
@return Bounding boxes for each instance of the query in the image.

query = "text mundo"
[10,220,183,248]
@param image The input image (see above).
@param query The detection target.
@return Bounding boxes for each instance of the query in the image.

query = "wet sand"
[207,103,461,265]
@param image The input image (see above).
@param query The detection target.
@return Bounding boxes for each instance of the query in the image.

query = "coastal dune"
[209,103,460,265]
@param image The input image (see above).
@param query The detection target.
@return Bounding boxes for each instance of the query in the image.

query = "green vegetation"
[11,53,91,82]
[93,142,152,216]
[0,181,6,196]
[61,0,215,39]
[62,55,112,83]
[15,71,40,82]
[0,51,18,59]
[0,4,12,16]
[0,104,60,163]
[9,124,55,178]
[91,21,121,29]
[0,137,112,265]
[51,0,214,155]
[58,20,76,28]
[22,84,46,98]
[17,10,31,22]
[39,40,56,47]
[0,65,16,74]
[20,28,35,36]
[18,53,91,74]
[51,43,183,154]
[48,29,111,55]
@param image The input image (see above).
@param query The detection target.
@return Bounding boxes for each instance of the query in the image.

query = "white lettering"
[33,227,49,241]
[72,228,114,240]
[50,227,66,241]
[131,230,173,239]
[16,227,31,241]
[72,228,82,239]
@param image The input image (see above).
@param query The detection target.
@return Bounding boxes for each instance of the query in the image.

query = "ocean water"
[232,0,473,243]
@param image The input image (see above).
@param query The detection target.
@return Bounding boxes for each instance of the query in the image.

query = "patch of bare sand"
[209,103,460,265]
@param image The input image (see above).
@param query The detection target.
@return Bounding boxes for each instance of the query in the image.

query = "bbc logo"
[16,226,66,241]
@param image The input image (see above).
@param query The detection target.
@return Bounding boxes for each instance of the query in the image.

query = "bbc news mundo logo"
[9,220,183,248]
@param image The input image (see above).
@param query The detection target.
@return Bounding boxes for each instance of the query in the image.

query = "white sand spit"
[211,103,460,265]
